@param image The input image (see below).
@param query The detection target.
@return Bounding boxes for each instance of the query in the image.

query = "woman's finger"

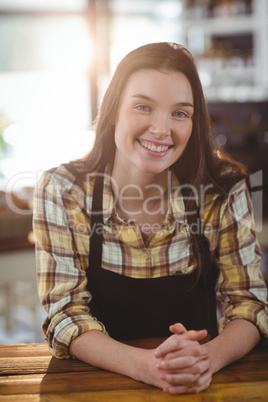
[157,354,197,371]
[170,325,208,343]
[157,348,209,374]
[154,330,207,358]
[155,337,194,358]
[160,356,211,378]
[161,370,200,385]
[161,343,208,362]
[169,323,187,334]
[163,367,213,394]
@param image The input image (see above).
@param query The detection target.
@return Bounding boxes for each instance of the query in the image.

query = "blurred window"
[0,1,93,191]
[0,0,88,11]
[110,0,183,73]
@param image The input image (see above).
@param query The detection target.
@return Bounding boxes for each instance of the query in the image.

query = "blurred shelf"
[182,0,268,101]
[183,15,257,35]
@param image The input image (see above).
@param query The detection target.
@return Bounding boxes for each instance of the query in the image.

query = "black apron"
[86,175,218,340]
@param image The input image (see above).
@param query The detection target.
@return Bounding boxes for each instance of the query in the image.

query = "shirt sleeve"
[215,180,268,338]
[33,168,107,359]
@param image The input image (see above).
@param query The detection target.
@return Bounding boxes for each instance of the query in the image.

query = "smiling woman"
[33,42,268,395]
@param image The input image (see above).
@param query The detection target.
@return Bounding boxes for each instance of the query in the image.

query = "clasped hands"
[152,323,213,394]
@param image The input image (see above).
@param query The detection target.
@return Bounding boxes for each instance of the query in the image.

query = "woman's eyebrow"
[173,101,194,108]
[131,94,194,108]
[131,94,154,101]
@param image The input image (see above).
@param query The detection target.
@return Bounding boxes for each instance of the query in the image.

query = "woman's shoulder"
[211,150,248,192]
[37,163,76,191]
[203,176,252,225]
[36,163,97,198]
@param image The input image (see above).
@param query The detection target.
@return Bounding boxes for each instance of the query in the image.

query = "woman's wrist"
[205,319,260,373]
[128,347,156,383]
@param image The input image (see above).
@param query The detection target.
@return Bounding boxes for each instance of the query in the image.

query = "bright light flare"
[42,17,92,72]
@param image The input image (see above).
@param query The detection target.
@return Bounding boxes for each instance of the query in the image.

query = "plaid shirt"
[33,163,268,359]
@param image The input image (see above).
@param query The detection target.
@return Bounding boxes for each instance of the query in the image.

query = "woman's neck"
[111,166,170,221]
[111,166,169,198]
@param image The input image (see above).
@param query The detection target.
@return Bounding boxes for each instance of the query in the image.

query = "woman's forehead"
[122,69,193,103]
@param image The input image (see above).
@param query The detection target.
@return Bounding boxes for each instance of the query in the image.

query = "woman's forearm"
[70,330,143,379]
[69,330,163,387]
[206,319,261,373]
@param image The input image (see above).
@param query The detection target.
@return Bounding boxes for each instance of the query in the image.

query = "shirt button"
[204,224,212,233]
[182,223,188,232]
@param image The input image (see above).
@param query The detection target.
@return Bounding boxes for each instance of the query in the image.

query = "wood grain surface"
[0,339,267,401]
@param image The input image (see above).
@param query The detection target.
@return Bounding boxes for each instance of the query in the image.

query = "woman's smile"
[137,138,173,156]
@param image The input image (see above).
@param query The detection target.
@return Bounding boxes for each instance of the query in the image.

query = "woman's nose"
[149,114,171,138]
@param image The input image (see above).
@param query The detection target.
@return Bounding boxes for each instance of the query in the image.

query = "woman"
[33,42,268,394]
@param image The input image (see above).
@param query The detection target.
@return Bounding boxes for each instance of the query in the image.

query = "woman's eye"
[173,111,188,118]
[136,105,150,112]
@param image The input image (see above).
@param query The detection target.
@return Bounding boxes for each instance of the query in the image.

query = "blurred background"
[0,0,267,344]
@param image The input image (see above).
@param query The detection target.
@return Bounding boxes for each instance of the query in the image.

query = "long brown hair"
[69,42,247,194]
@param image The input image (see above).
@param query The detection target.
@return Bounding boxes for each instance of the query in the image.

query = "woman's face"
[113,69,194,178]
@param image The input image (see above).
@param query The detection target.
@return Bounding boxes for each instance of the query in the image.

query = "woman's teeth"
[139,139,169,153]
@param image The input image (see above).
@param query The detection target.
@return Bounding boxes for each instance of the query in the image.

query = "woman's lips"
[137,138,173,153]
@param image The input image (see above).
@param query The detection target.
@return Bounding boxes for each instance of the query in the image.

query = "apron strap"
[180,186,219,339]
[89,174,104,268]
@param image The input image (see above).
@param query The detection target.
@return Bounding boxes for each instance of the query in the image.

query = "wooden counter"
[0,338,267,401]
